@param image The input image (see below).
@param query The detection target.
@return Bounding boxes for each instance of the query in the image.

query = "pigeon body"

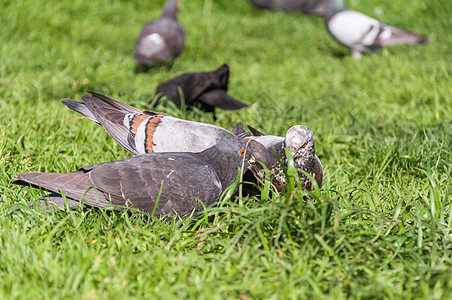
[62,92,236,154]
[133,1,185,70]
[250,0,328,15]
[324,0,428,59]
[154,64,248,113]
[15,139,270,216]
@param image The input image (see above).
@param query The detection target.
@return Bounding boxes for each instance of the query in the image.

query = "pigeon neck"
[323,0,347,20]
[268,142,286,170]
[162,9,178,20]
[196,146,243,189]
[294,149,316,190]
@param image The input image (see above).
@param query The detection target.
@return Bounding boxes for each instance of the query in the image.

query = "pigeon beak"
[248,155,265,180]
[176,1,181,10]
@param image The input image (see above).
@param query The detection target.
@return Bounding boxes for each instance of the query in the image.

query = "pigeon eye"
[301,143,307,148]
[238,149,246,156]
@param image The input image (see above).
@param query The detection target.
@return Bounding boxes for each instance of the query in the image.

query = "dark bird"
[14,139,270,216]
[154,64,248,113]
[133,1,185,71]
[250,0,329,15]
[235,123,323,191]
[323,0,428,59]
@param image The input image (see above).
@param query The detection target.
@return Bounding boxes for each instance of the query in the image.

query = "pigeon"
[154,64,248,113]
[62,92,236,154]
[250,0,329,15]
[235,123,323,191]
[63,92,322,191]
[133,1,185,71]
[14,139,271,217]
[323,0,428,59]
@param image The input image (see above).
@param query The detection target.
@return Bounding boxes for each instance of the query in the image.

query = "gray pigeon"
[133,1,185,71]
[236,124,323,191]
[154,64,248,113]
[323,0,428,59]
[14,139,270,217]
[250,0,329,15]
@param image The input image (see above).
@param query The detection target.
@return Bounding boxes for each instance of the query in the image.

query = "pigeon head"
[284,125,316,172]
[162,1,180,19]
[198,138,271,189]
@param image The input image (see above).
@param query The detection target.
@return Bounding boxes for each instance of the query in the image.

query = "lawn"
[1,0,451,298]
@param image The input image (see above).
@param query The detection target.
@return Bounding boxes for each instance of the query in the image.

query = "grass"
[1,0,452,298]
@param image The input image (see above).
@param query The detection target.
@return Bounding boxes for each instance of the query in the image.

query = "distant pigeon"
[154,64,248,113]
[63,92,322,191]
[250,0,328,15]
[323,0,428,59]
[133,1,185,71]
[235,123,323,191]
[14,139,270,217]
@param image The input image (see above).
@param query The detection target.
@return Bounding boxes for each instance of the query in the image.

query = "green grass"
[1,0,452,298]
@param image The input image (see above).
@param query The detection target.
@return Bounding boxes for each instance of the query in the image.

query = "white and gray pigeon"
[323,0,428,59]
[62,92,322,191]
[14,139,270,217]
[133,1,185,71]
[250,0,329,15]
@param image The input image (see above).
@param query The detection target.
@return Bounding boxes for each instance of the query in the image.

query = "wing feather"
[89,153,223,216]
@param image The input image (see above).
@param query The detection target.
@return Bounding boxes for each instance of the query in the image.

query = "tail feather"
[198,90,247,110]
[85,92,142,114]
[81,94,140,155]
[378,26,429,46]
[14,172,109,208]
[61,99,98,122]
[28,192,88,212]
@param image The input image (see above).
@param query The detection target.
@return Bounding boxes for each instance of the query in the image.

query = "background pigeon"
[133,1,185,71]
[323,0,428,59]
[14,139,270,217]
[250,0,328,15]
[154,64,248,113]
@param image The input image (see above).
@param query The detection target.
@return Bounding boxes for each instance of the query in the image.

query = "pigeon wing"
[232,122,246,136]
[61,99,98,122]
[184,65,231,102]
[313,155,323,188]
[373,24,428,47]
[14,170,112,208]
[150,116,236,153]
[155,73,198,106]
[197,90,248,110]
[81,92,168,155]
[64,92,236,155]
[89,153,223,216]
